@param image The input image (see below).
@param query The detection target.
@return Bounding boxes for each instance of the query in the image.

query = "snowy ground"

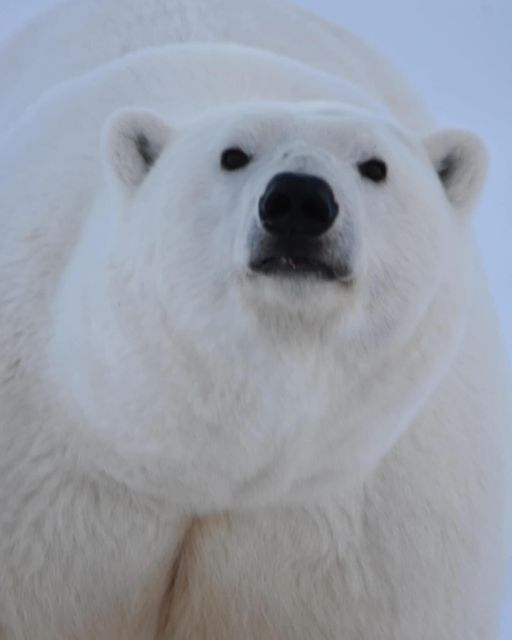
[0,0,510,636]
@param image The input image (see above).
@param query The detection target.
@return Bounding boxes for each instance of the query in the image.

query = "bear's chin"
[237,269,361,342]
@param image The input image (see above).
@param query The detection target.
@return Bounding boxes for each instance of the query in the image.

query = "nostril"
[302,195,329,222]
[266,192,291,219]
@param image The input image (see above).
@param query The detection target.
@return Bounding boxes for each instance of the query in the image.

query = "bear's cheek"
[354,201,448,347]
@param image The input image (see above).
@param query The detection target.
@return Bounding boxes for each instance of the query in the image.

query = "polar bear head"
[63,101,487,507]
[104,101,485,341]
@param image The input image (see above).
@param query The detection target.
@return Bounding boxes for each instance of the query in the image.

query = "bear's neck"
[49,223,470,514]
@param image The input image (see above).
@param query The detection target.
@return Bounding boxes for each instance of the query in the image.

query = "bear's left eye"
[221,147,252,171]
[357,158,387,183]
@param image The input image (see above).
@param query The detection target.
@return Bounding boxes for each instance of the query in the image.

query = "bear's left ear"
[102,107,172,193]
[423,129,488,212]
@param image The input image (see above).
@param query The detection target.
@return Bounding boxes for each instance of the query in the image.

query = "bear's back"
[0,0,431,134]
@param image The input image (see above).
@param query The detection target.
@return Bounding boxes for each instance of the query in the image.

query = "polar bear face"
[104,102,485,350]
[62,102,486,507]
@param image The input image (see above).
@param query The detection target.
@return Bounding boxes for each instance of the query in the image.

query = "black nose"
[259,172,338,238]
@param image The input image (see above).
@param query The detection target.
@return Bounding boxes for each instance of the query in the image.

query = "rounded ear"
[102,107,172,193]
[423,129,488,212]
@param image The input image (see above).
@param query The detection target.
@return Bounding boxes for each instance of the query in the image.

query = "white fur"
[0,3,510,640]
[0,0,432,135]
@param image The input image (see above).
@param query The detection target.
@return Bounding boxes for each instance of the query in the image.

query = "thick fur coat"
[0,2,510,639]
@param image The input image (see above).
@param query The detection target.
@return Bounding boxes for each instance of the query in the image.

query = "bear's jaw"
[249,253,353,283]
[247,234,356,286]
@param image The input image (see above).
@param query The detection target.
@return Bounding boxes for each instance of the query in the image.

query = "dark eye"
[358,158,387,183]
[221,147,251,171]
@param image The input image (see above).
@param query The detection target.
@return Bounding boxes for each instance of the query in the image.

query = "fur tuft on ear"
[424,128,488,212]
[102,108,172,192]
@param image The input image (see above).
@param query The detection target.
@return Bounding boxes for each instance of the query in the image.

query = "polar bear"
[0,6,510,640]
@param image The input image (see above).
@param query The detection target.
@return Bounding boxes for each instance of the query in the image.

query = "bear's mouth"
[250,255,340,281]
[248,231,355,284]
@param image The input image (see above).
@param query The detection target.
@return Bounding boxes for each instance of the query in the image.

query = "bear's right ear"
[102,108,172,193]
[423,128,488,213]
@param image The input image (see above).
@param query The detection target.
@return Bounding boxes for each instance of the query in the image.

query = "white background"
[0,0,510,636]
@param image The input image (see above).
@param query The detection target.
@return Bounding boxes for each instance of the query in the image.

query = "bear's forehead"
[193,101,410,146]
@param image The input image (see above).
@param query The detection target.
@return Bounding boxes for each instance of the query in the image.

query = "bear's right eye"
[221,147,251,171]
[358,158,387,183]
